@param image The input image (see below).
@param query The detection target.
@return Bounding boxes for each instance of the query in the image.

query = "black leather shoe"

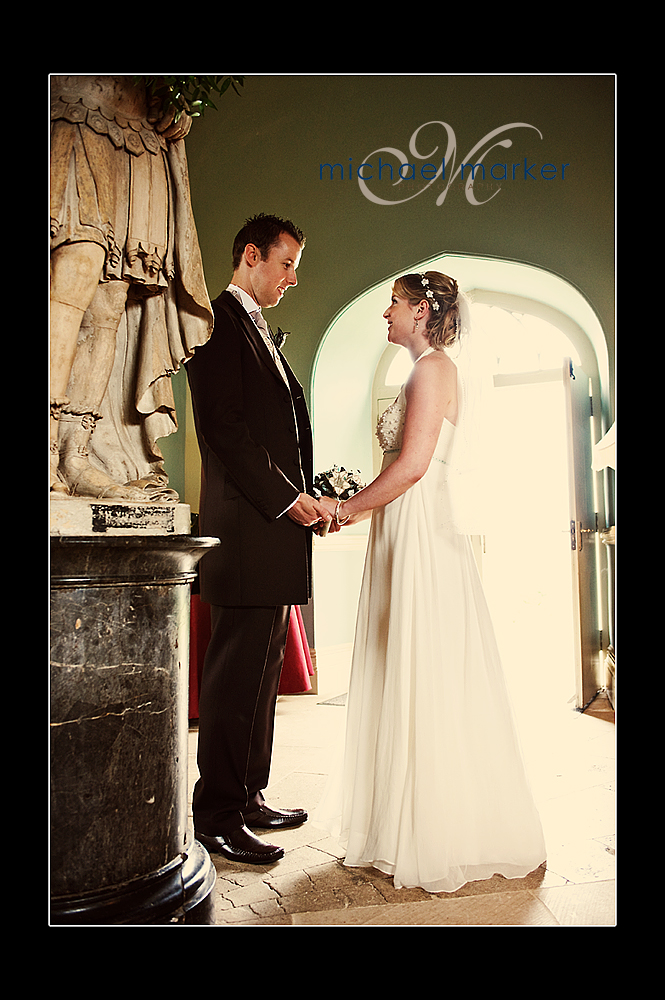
[243,804,308,830]
[196,825,285,865]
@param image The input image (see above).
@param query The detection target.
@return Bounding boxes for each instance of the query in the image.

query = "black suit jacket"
[186,290,314,607]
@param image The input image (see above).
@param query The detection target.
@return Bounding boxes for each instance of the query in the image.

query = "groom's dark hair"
[232,213,306,269]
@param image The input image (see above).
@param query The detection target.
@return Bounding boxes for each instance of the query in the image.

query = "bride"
[315,271,546,894]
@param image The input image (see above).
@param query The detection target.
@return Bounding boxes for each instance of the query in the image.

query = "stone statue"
[50,76,213,502]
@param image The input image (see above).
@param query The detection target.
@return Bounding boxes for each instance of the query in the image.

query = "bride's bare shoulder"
[415,348,457,383]
[407,349,458,421]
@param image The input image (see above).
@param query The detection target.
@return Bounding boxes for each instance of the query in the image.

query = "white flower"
[420,273,439,310]
[314,465,365,500]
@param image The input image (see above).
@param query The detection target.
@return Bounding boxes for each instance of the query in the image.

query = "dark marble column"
[50,535,219,925]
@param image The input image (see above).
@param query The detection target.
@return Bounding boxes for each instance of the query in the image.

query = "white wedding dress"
[314,350,546,893]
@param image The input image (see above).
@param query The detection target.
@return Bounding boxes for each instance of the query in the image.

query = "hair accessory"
[420,273,440,311]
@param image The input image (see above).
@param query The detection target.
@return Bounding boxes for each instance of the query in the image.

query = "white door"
[479,371,577,714]
[563,358,605,708]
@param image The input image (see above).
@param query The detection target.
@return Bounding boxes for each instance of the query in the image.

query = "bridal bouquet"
[313,465,365,535]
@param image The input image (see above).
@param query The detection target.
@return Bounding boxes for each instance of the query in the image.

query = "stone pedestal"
[50,529,220,925]
[50,496,192,536]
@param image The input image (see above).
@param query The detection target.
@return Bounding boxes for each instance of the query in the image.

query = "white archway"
[312,253,609,507]
[310,252,611,666]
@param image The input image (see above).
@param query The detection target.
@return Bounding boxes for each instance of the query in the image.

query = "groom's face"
[249,234,303,309]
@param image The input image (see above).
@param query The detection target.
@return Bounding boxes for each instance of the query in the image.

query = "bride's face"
[384,291,421,347]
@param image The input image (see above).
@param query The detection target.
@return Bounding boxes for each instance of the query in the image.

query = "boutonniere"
[273,327,290,350]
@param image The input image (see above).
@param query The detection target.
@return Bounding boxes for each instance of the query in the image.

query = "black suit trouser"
[193,604,291,836]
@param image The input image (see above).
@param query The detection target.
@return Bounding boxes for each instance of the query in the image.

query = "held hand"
[316,496,342,534]
[334,499,372,527]
[286,493,334,530]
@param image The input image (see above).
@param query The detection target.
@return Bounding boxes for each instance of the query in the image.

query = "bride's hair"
[393,271,460,350]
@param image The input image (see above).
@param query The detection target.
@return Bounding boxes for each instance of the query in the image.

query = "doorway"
[480,373,576,719]
[311,253,611,709]
[373,307,581,718]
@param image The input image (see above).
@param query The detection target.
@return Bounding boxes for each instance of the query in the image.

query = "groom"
[187,214,334,865]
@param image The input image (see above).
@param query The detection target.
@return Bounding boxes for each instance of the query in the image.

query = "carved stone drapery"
[50,76,213,501]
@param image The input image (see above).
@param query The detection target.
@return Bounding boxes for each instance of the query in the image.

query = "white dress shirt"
[227,284,289,385]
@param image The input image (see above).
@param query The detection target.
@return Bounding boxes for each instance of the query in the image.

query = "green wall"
[163,74,614,506]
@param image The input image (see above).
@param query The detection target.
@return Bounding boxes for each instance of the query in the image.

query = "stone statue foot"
[50,478,69,496]
[59,460,150,502]
[50,460,69,496]
[126,474,179,503]
[56,411,153,502]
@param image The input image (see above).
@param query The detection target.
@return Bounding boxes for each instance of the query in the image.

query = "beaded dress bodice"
[375,348,455,462]
[376,387,407,454]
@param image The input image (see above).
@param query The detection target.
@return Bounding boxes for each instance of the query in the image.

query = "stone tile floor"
[187,647,616,927]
